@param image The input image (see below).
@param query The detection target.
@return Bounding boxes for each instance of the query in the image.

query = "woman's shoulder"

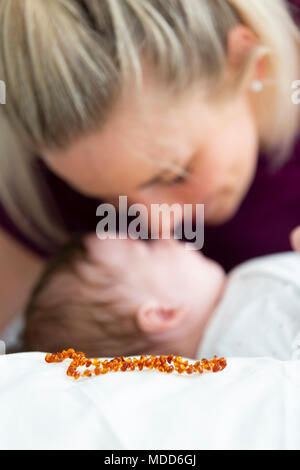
[0,201,48,258]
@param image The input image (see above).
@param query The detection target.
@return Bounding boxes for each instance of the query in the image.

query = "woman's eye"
[163,172,188,186]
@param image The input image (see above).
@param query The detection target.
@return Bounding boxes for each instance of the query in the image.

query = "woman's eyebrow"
[137,169,170,190]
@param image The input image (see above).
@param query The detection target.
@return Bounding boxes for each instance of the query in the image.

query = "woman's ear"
[137,301,185,335]
[227,25,267,85]
[227,25,258,68]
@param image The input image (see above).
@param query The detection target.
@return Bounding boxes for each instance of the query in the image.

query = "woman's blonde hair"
[0,0,299,251]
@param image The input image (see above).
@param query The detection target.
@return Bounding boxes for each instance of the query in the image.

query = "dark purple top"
[1,0,300,271]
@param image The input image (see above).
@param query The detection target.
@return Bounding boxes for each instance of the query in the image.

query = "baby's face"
[84,236,226,356]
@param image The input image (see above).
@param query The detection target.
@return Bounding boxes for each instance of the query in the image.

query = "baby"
[24,235,300,361]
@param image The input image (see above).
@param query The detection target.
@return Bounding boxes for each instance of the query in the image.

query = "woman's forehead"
[47,97,200,189]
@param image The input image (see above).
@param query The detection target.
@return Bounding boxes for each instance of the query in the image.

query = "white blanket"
[1,352,300,450]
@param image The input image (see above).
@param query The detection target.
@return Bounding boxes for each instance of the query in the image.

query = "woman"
[0,0,300,333]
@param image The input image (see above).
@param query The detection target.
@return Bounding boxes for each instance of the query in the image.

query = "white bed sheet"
[1,352,300,450]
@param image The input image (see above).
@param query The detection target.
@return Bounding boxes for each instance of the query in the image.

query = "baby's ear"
[137,301,185,335]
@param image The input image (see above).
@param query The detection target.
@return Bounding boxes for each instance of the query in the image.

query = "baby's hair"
[0,0,299,249]
[24,237,154,357]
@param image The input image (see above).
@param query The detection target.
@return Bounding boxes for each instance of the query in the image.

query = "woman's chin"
[204,196,241,226]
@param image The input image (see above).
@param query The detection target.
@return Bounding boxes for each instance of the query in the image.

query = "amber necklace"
[45,349,227,380]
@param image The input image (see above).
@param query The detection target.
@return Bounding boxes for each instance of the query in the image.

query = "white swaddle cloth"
[198,252,300,361]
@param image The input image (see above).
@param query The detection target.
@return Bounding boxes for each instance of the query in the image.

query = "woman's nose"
[127,192,185,237]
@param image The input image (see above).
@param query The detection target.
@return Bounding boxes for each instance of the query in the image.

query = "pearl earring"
[251,80,263,93]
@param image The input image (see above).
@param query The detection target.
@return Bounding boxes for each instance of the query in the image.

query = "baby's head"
[25,236,225,358]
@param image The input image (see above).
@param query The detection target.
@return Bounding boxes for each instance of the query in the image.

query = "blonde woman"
[1,0,300,334]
